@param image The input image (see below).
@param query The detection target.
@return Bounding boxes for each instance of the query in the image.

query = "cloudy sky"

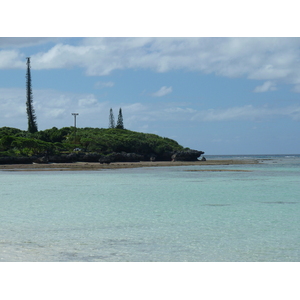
[1,36,300,155]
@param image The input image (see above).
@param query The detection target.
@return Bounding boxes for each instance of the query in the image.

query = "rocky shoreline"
[0,149,205,165]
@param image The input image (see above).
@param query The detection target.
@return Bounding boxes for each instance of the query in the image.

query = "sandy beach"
[0,159,259,171]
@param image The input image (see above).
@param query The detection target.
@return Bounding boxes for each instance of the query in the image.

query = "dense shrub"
[0,126,186,158]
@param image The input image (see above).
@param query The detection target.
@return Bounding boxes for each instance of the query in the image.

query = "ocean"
[1,155,300,262]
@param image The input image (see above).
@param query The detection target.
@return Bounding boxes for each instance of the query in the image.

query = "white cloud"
[0,88,28,128]
[164,107,196,113]
[253,81,277,92]
[123,103,147,113]
[0,50,25,69]
[31,43,92,69]
[3,37,300,91]
[152,86,173,97]
[0,88,109,130]
[199,105,267,121]
[47,108,65,118]
[1,85,300,135]
[193,105,300,122]
[78,95,98,107]
[115,101,300,127]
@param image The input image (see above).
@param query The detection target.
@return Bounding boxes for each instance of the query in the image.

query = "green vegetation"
[0,126,186,158]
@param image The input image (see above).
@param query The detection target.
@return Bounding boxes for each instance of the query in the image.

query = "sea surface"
[1,155,300,262]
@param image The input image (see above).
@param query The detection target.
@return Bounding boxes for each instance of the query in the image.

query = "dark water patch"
[104,238,128,245]
[188,180,205,182]
[203,204,231,207]
[186,169,252,172]
[261,201,298,205]
[58,251,111,262]
[103,238,144,247]
[58,251,89,262]
[81,255,108,262]
[77,252,122,262]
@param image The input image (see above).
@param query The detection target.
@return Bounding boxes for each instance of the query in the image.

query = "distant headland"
[0,126,205,165]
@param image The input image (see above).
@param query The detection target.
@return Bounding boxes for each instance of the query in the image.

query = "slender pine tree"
[116,108,124,129]
[109,108,115,128]
[26,57,38,133]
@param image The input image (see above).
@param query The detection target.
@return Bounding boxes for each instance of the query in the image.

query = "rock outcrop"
[0,156,33,164]
[171,150,205,161]
[47,154,76,163]
[80,153,102,162]
[99,150,205,163]
[33,156,49,164]
[0,150,205,165]
[99,152,144,164]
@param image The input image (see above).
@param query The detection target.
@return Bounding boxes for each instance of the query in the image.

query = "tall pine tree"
[109,108,115,128]
[26,57,38,133]
[116,108,124,129]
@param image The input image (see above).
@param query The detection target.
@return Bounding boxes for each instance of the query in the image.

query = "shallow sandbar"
[0,159,259,172]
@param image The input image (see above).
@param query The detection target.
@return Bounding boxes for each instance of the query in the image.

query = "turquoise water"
[1,155,300,261]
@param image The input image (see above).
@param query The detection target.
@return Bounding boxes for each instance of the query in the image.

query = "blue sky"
[0,37,300,155]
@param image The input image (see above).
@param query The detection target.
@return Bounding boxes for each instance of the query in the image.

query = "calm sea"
[1,155,300,262]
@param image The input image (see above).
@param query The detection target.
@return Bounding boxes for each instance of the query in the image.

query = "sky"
[1,37,299,155]
[1,2,300,156]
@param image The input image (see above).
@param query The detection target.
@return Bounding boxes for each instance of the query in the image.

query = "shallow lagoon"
[1,155,299,261]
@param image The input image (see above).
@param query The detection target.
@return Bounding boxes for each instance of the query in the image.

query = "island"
[0,126,204,163]
[0,126,259,171]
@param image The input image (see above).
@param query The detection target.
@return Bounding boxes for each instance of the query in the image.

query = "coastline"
[0,159,259,172]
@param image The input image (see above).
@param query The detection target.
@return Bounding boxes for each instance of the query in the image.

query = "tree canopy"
[109,108,115,128]
[26,57,38,133]
[0,126,186,158]
[116,108,124,129]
